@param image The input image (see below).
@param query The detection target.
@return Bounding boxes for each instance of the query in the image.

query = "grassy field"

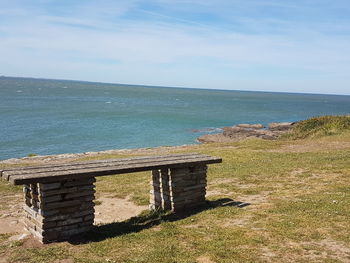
[0,117,350,262]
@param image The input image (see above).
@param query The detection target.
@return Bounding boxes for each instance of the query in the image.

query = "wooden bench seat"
[1,153,221,185]
[1,153,222,243]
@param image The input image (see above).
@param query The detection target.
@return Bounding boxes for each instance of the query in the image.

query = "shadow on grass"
[70,198,250,244]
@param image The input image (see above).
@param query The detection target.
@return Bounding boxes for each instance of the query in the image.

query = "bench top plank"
[2,153,203,176]
[1,154,222,185]
[2,153,201,173]
[1,154,212,181]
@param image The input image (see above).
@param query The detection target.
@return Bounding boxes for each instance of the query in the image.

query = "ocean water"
[0,76,349,160]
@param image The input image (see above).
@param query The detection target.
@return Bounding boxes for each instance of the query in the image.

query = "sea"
[0,76,349,160]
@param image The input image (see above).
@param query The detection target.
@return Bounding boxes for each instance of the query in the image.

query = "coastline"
[2,116,349,165]
[0,121,294,164]
[0,144,195,165]
[0,119,330,165]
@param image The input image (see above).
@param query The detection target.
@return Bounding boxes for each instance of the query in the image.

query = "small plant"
[27,153,37,157]
[94,200,103,206]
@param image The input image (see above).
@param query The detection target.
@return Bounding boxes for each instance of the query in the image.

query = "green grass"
[286,115,350,139]
[0,179,22,195]
[26,153,38,157]
[0,116,350,262]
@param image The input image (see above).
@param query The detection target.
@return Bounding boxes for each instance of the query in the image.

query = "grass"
[0,116,350,262]
[285,115,350,139]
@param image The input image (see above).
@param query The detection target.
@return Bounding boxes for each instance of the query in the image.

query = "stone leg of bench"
[150,169,171,210]
[169,165,207,212]
[150,165,207,212]
[22,177,96,243]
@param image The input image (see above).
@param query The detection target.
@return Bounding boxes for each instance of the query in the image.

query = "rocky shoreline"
[197,122,297,143]
[0,145,192,165]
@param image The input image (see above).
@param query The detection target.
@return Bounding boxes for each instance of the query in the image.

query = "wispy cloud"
[0,0,349,94]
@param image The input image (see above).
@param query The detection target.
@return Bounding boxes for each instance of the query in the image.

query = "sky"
[0,0,350,95]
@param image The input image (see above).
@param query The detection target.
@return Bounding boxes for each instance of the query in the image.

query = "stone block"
[171,191,205,201]
[80,202,94,210]
[63,178,96,187]
[64,189,95,199]
[43,223,79,233]
[39,195,62,204]
[79,195,95,202]
[80,220,94,227]
[40,200,81,210]
[39,208,60,217]
[77,208,95,217]
[183,184,206,191]
[40,187,78,197]
[38,182,61,191]
[56,217,83,227]
[79,185,96,191]
[83,214,94,222]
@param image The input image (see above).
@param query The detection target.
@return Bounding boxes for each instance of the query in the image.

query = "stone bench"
[1,153,222,243]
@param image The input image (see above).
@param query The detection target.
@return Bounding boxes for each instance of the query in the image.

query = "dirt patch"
[53,259,74,263]
[0,217,24,235]
[206,189,231,197]
[259,247,277,262]
[151,225,162,232]
[237,192,270,206]
[21,236,45,248]
[222,215,253,228]
[196,255,216,263]
[206,178,241,197]
[220,191,272,229]
[270,141,350,153]
[208,178,258,191]
[315,239,350,260]
[94,196,148,224]
[0,194,24,235]
[277,171,347,202]
[209,178,237,185]
[286,239,350,261]
[183,224,200,229]
[290,168,306,176]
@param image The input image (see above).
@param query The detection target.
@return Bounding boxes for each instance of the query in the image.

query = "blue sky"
[0,0,350,95]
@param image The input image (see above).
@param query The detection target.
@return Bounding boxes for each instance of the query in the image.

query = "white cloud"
[0,0,350,94]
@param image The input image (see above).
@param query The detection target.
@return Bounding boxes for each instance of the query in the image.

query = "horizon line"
[1,75,349,97]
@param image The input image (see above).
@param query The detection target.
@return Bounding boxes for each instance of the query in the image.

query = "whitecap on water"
[105,101,112,104]
[62,86,68,89]
[16,90,22,93]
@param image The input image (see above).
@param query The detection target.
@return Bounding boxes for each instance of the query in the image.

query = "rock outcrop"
[198,122,296,143]
[268,122,295,131]
[236,123,265,129]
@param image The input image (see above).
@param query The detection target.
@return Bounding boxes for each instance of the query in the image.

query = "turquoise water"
[1,76,349,160]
